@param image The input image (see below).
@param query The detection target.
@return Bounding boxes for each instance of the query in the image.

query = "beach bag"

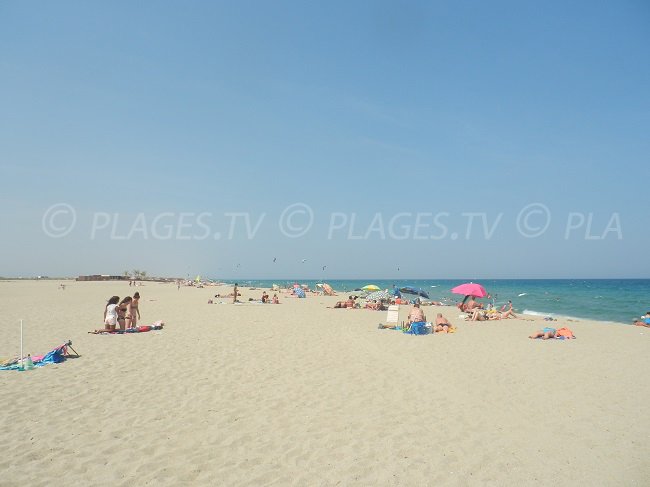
[406,322,429,335]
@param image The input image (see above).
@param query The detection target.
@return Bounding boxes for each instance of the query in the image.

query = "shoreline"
[0,277,641,326]
[214,279,642,327]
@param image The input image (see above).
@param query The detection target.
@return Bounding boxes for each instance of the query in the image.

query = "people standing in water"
[129,292,141,328]
[103,296,120,332]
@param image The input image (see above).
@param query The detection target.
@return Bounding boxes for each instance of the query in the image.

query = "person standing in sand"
[129,292,141,328]
[117,296,132,330]
[233,283,239,303]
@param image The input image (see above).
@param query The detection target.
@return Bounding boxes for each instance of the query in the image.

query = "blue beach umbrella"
[399,287,430,299]
[294,287,306,298]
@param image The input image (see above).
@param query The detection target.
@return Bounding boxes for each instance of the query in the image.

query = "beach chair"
[386,305,400,328]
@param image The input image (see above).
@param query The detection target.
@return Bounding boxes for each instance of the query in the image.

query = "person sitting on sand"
[261,291,269,303]
[499,308,517,319]
[633,316,650,327]
[465,297,483,311]
[407,302,426,324]
[434,313,451,333]
[272,293,280,304]
[529,327,557,339]
[365,299,381,310]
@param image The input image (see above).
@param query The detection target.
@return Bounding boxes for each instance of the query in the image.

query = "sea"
[212,278,650,325]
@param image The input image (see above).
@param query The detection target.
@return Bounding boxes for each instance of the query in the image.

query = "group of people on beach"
[458,298,518,321]
[102,293,141,331]
[406,303,454,332]
[260,291,280,304]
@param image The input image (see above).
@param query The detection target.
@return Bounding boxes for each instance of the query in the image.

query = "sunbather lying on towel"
[90,321,164,334]
[365,300,383,310]
[529,326,575,339]
[434,313,451,333]
[334,296,356,308]
[529,327,557,339]
[467,309,487,321]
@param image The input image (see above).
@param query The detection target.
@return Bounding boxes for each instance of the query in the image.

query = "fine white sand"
[1,280,648,486]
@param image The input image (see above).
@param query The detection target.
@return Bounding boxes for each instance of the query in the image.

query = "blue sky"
[1,0,648,279]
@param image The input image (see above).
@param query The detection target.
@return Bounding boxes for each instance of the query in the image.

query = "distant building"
[76,275,128,281]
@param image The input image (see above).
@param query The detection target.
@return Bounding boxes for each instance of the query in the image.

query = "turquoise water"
[213,278,650,325]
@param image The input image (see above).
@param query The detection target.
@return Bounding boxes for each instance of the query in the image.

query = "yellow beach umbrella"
[362,284,381,291]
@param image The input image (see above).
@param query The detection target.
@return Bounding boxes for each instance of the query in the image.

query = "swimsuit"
[105,304,118,326]
[542,327,556,334]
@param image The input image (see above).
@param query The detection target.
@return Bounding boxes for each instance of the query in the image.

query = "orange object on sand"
[556,327,575,338]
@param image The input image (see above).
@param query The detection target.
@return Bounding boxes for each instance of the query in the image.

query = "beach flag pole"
[20,319,24,370]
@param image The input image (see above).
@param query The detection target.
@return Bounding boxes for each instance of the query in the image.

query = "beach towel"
[531,327,576,340]
[555,327,576,339]
[0,342,75,371]
[405,321,429,335]
[89,321,164,335]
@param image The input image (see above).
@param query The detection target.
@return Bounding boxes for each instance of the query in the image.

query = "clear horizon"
[2,1,649,278]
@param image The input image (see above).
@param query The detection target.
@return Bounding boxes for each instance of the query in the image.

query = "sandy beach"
[1,279,648,486]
